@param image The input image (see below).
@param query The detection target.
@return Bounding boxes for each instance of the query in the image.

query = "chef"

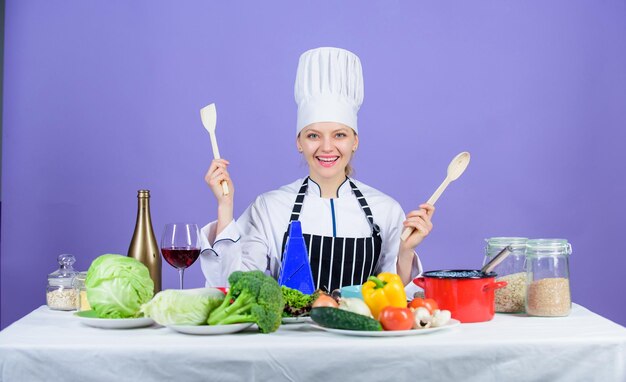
[200,47,435,290]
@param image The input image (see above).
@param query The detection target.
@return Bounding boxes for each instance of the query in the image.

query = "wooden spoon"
[400,151,470,241]
[481,246,512,274]
[200,103,229,196]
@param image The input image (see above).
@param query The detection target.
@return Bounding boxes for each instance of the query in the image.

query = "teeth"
[318,157,338,162]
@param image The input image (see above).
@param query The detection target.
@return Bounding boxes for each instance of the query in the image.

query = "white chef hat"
[294,47,364,134]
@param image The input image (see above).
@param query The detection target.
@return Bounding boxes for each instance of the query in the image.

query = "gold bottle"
[128,190,161,293]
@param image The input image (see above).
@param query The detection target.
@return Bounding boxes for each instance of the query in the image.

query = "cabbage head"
[85,254,154,318]
[140,288,225,326]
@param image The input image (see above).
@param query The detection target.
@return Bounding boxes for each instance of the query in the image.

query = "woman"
[200,47,434,290]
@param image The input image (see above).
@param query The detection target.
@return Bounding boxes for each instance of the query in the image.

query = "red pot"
[413,270,507,323]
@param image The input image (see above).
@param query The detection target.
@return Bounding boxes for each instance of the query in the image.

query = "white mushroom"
[430,309,452,327]
[413,307,432,329]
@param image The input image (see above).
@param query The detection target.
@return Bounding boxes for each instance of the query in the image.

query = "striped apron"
[280,177,382,292]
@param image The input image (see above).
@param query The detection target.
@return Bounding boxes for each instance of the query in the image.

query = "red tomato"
[378,306,414,331]
[408,298,439,313]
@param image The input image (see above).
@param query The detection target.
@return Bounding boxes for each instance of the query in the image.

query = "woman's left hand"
[400,203,435,250]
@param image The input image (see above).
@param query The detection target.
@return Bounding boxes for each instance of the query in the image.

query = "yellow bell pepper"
[361,273,407,320]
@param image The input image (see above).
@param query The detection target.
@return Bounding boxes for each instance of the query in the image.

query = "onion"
[338,298,373,318]
[312,294,339,308]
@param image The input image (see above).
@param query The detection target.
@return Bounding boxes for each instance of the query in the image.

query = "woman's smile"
[316,155,340,168]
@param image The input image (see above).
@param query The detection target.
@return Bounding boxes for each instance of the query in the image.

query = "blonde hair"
[346,130,356,177]
[345,161,354,177]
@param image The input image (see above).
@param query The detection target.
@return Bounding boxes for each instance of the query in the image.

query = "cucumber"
[311,307,382,331]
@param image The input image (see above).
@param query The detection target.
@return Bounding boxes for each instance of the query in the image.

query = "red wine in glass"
[161,223,201,289]
[161,247,200,269]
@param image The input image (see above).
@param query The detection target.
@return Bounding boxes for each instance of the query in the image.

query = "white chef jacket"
[199,177,422,287]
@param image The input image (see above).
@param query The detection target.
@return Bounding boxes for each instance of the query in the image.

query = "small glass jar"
[72,272,90,311]
[525,239,572,317]
[46,254,78,311]
[483,237,528,313]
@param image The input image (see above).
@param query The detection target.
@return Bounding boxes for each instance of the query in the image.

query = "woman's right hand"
[205,159,235,236]
[205,159,234,204]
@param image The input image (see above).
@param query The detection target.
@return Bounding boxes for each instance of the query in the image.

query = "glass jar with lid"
[483,237,528,313]
[46,254,78,311]
[525,239,572,317]
[72,272,90,311]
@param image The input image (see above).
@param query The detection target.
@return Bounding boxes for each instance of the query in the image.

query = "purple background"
[2,1,625,329]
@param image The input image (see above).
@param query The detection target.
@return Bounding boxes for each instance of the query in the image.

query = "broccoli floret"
[207,271,284,333]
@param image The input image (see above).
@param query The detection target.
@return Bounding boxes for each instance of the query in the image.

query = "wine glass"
[161,223,201,289]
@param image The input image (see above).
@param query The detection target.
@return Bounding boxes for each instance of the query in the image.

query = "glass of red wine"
[161,223,201,289]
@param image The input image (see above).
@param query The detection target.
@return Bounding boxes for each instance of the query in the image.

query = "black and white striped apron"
[280,177,382,292]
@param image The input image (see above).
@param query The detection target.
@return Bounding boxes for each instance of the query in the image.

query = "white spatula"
[200,103,229,196]
[400,151,470,241]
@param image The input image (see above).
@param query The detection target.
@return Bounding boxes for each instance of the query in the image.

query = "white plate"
[282,316,312,324]
[74,310,155,329]
[167,323,253,335]
[312,319,460,337]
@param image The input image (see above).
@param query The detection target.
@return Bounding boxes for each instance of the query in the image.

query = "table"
[1,304,625,381]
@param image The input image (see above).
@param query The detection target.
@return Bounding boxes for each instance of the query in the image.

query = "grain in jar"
[483,237,527,313]
[527,277,571,316]
[72,272,90,311]
[47,254,78,311]
[495,272,526,313]
[525,239,572,317]
[46,288,78,310]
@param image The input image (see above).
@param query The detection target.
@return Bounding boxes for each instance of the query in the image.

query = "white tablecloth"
[0,304,624,382]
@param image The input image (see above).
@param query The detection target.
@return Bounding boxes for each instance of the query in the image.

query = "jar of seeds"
[46,254,78,311]
[483,237,528,313]
[72,272,90,311]
[525,239,572,317]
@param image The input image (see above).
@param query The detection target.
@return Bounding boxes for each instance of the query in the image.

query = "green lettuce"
[85,254,154,318]
[140,288,225,326]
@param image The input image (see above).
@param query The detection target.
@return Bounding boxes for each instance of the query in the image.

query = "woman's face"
[297,122,358,182]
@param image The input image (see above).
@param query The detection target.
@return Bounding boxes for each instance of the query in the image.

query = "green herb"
[281,286,318,317]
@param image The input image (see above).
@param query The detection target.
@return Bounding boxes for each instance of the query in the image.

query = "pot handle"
[483,281,507,291]
[412,277,426,289]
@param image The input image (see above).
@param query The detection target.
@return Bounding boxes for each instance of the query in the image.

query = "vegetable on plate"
[312,293,339,308]
[281,286,318,317]
[85,254,154,319]
[378,306,414,331]
[140,288,225,326]
[412,307,452,329]
[311,307,382,331]
[361,272,407,319]
[338,297,373,318]
[207,270,284,333]
[408,298,439,313]
[431,309,452,327]
[413,307,432,329]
